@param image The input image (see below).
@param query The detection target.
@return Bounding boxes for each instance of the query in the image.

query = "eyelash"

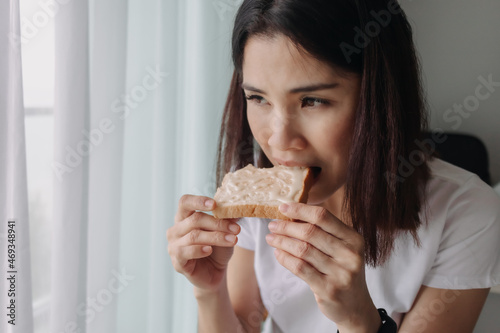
[245,95,330,108]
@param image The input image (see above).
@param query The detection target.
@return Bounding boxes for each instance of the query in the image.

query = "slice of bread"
[213,164,314,220]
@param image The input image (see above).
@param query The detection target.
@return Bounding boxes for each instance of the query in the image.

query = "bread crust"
[213,167,314,220]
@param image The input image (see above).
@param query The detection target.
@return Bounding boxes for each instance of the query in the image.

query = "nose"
[266,111,307,151]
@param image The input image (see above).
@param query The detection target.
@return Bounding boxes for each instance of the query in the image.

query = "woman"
[167,0,500,332]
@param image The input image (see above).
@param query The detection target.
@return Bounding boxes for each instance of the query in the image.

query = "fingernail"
[279,204,289,213]
[268,221,277,231]
[225,234,236,243]
[229,223,239,233]
[205,199,214,208]
[202,246,212,253]
[266,233,275,242]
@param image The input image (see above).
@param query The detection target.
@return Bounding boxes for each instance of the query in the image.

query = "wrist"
[336,304,381,333]
[193,275,228,301]
[194,285,224,301]
[337,308,397,333]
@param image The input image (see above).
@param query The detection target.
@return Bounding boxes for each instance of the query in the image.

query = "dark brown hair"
[216,0,430,266]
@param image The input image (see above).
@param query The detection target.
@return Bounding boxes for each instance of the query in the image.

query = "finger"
[175,194,216,223]
[273,248,325,288]
[266,233,333,275]
[278,203,352,240]
[268,220,351,261]
[172,212,239,238]
[180,229,238,248]
[171,244,214,268]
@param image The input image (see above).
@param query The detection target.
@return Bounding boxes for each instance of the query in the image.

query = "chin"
[305,188,331,206]
[306,180,344,207]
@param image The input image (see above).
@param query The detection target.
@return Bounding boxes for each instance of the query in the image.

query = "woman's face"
[242,34,361,211]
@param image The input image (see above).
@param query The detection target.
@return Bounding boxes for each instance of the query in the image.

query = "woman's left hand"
[265,202,381,332]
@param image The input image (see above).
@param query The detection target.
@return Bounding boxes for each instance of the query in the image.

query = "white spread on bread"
[214,164,309,206]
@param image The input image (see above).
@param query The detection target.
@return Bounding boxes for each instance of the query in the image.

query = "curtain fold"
[48,0,235,332]
[86,0,128,332]
[50,0,91,332]
[0,1,34,332]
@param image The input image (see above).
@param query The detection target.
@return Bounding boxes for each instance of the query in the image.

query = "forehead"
[242,35,339,86]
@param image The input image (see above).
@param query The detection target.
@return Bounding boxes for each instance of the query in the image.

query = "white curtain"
[48,0,235,333]
[0,0,34,333]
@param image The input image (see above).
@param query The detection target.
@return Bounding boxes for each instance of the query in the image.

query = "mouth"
[310,166,322,183]
[311,166,322,179]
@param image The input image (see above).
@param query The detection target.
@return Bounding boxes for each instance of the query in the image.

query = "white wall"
[401,0,500,184]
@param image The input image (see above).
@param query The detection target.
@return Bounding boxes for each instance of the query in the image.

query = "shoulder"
[427,157,487,188]
[424,157,500,217]
[419,158,500,288]
[423,157,500,243]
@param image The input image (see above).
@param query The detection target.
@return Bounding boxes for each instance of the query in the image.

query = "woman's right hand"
[167,194,240,293]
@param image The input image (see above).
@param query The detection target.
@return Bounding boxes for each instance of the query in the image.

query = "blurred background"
[4,0,500,332]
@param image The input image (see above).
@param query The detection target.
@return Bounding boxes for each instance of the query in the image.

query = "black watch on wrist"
[377,308,397,332]
[336,308,397,333]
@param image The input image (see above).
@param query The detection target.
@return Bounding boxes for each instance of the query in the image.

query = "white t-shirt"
[236,158,500,333]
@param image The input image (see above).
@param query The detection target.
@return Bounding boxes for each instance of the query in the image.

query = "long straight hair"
[216,0,431,266]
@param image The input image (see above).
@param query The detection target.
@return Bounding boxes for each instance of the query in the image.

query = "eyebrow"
[241,82,339,94]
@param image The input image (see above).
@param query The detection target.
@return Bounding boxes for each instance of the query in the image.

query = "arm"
[196,246,264,333]
[166,195,253,333]
[227,246,265,332]
[399,286,490,333]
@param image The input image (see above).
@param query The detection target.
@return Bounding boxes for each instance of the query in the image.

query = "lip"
[273,157,310,167]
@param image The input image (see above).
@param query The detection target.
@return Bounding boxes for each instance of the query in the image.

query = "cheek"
[247,111,271,146]
[312,116,355,164]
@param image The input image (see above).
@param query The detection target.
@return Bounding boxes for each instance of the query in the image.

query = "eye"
[245,94,268,105]
[301,97,330,108]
